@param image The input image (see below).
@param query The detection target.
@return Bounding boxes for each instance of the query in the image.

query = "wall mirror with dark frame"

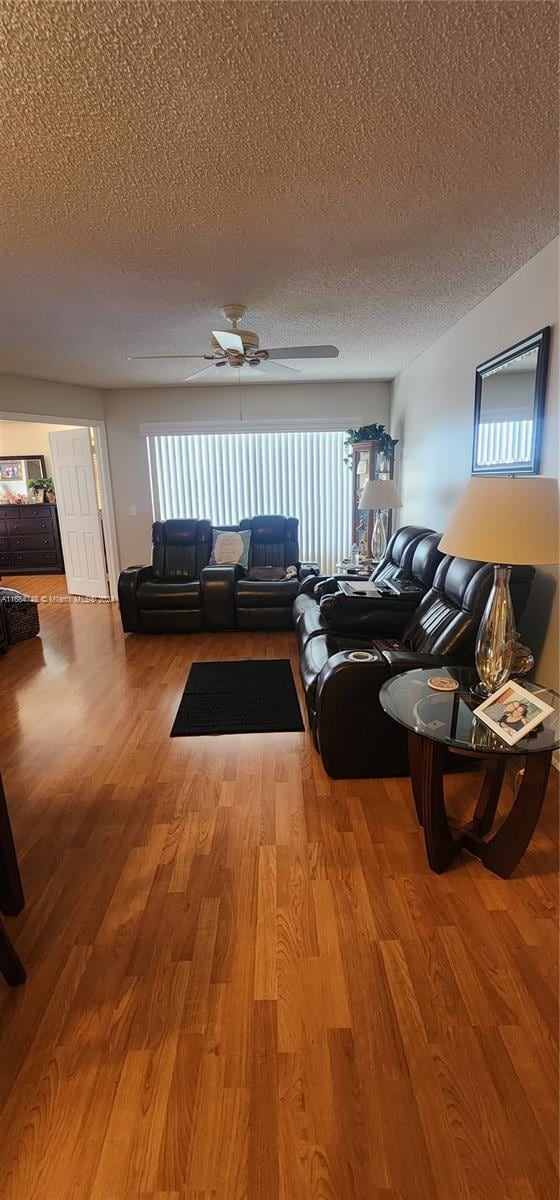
[472,326,550,475]
[0,454,47,503]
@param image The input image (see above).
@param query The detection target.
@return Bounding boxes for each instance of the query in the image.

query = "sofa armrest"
[297,572,368,599]
[317,576,344,598]
[118,565,153,632]
[317,573,383,598]
[314,650,400,778]
[319,590,420,639]
[316,648,390,721]
[200,564,241,629]
[299,561,320,580]
[381,649,455,675]
[298,573,328,596]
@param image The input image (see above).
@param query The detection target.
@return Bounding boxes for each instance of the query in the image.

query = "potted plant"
[28,477,55,503]
[343,424,399,468]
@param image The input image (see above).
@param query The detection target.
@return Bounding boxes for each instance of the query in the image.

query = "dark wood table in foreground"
[0,771,26,985]
[380,667,559,878]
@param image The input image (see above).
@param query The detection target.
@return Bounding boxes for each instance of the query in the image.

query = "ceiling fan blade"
[249,360,302,378]
[263,344,339,360]
[212,329,245,354]
[183,364,225,382]
[128,354,211,360]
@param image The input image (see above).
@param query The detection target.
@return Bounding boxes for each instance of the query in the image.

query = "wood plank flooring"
[0,575,558,1199]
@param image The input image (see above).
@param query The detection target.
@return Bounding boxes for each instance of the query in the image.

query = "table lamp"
[439,476,559,696]
[359,478,401,560]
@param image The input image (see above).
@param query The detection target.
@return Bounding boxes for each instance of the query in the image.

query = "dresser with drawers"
[0,503,65,574]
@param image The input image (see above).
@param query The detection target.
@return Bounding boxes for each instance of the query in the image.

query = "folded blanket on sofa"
[247,565,297,581]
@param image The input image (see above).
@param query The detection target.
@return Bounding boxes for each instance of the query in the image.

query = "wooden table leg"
[0,917,26,986]
[407,731,425,825]
[468,756,507,838]
[0,774,25,916]
[408,732,458,873]
[465,750,553,879]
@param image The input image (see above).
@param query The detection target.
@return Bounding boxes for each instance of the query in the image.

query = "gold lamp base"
[370,509,387,561]
[472,564,516,697]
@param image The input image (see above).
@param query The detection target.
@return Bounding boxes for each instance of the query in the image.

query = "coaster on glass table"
[427,676,459,692]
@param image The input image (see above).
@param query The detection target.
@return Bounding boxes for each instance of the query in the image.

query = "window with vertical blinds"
[147,430,352,574]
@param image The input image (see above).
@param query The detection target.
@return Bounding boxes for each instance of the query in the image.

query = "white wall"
[0,419,76,501]
[103,380,391,566]
[479,368,537,421]
[391,238,559,688]
[0,420,76,476]
[0,374,104,423]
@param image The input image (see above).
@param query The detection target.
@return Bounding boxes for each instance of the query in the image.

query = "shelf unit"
[351,440,395,563]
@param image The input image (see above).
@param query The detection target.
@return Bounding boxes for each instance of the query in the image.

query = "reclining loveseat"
[118,515,318,634]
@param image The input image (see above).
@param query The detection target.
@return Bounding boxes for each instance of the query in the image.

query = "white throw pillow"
[209,529,251,568]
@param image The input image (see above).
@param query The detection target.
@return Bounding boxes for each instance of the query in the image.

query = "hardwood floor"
[0,576,558,1199]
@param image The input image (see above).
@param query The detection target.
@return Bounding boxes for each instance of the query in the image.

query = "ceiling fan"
[128,305,339,381]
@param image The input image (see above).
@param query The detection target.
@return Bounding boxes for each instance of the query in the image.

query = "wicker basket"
[1,599,40,644]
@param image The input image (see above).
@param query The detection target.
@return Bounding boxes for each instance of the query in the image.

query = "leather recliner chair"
[235,515,309,630]
[293,526,442,649]
[118,518,213,633]
[195,515,318,631]
[300,554,535,778]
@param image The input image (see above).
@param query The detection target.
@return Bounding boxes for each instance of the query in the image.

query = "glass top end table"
[335,560,377,578]
[379,667,559,878]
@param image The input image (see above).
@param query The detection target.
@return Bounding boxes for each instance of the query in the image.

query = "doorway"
[0,414,119,599]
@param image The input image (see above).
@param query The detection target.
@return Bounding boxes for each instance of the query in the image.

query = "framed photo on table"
[474,680,554,747]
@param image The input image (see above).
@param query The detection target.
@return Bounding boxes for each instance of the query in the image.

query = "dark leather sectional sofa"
[118,517,535,780]
[118,515,317,634]
[293,526,535,778]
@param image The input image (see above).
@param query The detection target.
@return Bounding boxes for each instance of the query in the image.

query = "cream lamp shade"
[360,479,402,510]
[439,476,559,564]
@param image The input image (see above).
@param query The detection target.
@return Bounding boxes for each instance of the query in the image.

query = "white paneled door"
[48,428,108,597]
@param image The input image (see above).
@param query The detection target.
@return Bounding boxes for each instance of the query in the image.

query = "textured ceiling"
[1,1,558,389]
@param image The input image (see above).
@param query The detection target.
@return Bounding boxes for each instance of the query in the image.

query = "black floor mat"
[170,659,305,736]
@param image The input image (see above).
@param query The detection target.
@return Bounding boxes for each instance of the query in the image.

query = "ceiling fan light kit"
[128,304,339,381]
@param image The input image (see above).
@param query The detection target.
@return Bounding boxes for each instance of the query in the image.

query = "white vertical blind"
[147,430,352,573]
[477,419,533,466]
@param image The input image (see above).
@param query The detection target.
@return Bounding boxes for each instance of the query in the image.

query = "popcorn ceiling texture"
[1,1,558,388]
